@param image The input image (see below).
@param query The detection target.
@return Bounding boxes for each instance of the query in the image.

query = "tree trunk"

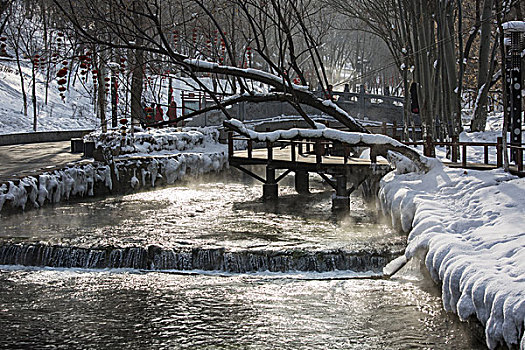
[130,3,144,132]
[471,0,494,132]
[32,63,37,131]
[14,41,27,116]
[97,56,107,133]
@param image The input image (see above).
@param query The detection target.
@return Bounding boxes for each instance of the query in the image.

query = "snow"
[183,58,219,69]
[379,144,525,348]
[227,118,405,147]
[87,126,221,156]
[502,21,525,32]
[0,58,99,135]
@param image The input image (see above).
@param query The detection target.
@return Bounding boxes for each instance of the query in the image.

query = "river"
[0,169,484,348]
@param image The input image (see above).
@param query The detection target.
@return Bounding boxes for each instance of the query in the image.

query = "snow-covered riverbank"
[380,158,524,349]
[0,127,227,213]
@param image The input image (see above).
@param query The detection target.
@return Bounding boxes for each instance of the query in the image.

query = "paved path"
[0,141,85,182]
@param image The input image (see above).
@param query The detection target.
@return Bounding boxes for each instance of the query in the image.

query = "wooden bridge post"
[266,141,273,161]
[294,170,310,194]
[228,131,234,158]
[315,140,323,164]
[263,167,278,201]
[332,175,350,211]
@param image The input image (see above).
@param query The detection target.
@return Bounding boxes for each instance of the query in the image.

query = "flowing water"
[0,169,484,349]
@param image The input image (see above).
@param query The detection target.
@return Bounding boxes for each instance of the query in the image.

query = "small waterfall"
[0,243,398,273]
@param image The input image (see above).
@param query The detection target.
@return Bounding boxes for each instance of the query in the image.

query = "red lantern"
[62,61,68,66]
[58,86,66,92]
[57,78,67,85]
[120,118,128,125]
[57,67,68,78]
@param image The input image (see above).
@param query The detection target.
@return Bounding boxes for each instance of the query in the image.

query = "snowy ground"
[380,113,524,349]
[0,58,99,134]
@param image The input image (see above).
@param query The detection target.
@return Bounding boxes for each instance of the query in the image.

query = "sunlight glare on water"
[0,268,484,349]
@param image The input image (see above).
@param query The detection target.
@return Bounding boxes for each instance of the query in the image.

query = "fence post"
[496,137,503,168]
[462,144,467,167]
[392,121,398,140]
[518,148,523,173]
[424,135,434,157]
[370,146,377,164]
[248,139,253,159]
[484,145,489,165]
[451,135,458,162]
[381,121,387,135]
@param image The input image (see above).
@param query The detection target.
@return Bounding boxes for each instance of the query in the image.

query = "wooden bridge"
[226,129,393,211]
[225,120,525,211]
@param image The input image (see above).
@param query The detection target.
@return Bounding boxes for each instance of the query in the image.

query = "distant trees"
[327,0,524,138]
[1,0,522,140]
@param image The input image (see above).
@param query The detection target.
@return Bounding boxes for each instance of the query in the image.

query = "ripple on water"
[0,269,484,349]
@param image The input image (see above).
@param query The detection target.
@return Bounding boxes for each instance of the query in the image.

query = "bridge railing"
[227,132,386,166]
[404,136,525,176]
[227,130,524,177]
